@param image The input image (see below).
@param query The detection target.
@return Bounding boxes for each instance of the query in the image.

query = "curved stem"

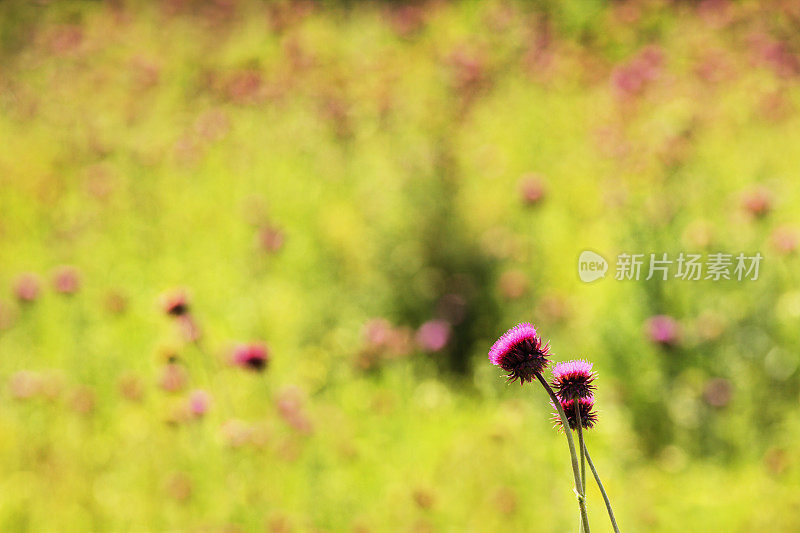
[535,372,590,533]
[583,443,621,533]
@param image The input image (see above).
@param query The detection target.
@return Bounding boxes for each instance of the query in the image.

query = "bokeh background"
[1,0,800,531]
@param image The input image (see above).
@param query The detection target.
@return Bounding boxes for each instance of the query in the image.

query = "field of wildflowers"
[1,0,800,531]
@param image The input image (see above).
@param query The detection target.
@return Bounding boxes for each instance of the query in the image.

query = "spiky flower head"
[551,397,598,431]
[488,323,550,385]
[551,360,596,401]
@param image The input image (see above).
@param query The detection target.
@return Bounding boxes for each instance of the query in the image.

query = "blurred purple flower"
[232,342,269,371]
[519,174,546,206]
[14,273,41,303]
[257,225,285,253]
[52,265,81,295]
[611,45,664,100]
[160,289,189,316]
[415,319,451,352]
[363,318,392,349]
[741,186,772,218]
[646,315,680,347]
[748,32,800,78]
[189,389,212,418]
[488,323,550,384]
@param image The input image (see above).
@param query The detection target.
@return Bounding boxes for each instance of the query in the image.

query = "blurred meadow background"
[2,0,800,531]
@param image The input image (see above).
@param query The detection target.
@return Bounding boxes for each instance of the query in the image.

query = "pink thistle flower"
[741,187,772,219]
[646,315,680,347]
[232,342,269,371]
[488,323,551,384]
[415,320,451,352]
[551,360,596,401]
[519,174,546,206]
[188,389,212,418]
[52,265,81,295]
[552,397,598,431]
[257,225,285,253]
[611,45,664,100]
[160,289,189,317]
[14,273,41,303]
[363,318,393,349]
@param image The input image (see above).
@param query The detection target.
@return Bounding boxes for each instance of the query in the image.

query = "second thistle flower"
[551,360,596,401]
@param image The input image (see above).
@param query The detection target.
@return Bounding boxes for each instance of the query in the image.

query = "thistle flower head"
[646,314,680,346]
[741,186,772,218]
[15,273,41,303]
[551,359,596,401]
[488,323,550,384]
[161,289,189,317]
[232,342,269,371]
[551,397,598,431]
[188,389,212,417]
[415,319,451,352]
[519,174,546,206]
[52,265,81,295]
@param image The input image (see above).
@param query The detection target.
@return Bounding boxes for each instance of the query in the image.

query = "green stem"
[535,372,590,533]
[575,404,586,493]
[576,402,587,532]
[191,337,233,414]
[583,442,621,533]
